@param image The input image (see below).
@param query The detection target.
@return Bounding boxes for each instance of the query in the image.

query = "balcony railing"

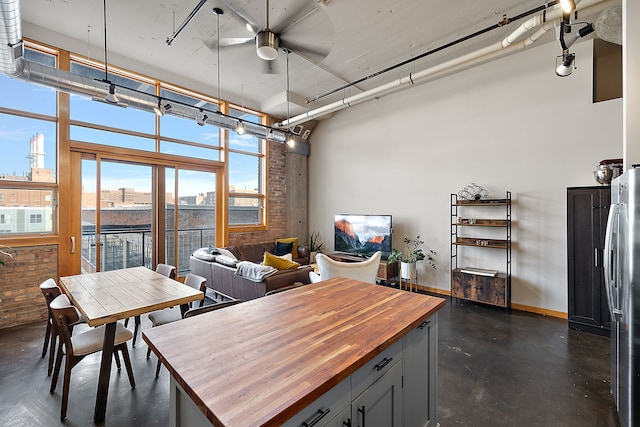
[81,225,215,276]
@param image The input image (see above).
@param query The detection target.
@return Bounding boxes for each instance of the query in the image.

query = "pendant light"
[285,48,295,147]
[101,0,119,104]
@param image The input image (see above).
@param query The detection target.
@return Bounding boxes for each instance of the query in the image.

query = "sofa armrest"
[264,266,313,294]
[295,245,310,265]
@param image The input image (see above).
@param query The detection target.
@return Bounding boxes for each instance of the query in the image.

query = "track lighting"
[196,112,208,126]
[154,101,171,116]
[560,0,576,14]
[555,52,575,77]
[235,121,246,135]
[286,134,295,147]
[105,82,119,104]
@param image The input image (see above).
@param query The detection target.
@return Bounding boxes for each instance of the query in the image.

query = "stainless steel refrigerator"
[604,166,640,427]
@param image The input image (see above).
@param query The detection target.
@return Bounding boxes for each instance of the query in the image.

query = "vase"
[400,262,416,280]
[310,251,318,264]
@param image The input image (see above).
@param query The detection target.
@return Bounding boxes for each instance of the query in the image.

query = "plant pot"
[400,262,416,280]
[310,251,318,264]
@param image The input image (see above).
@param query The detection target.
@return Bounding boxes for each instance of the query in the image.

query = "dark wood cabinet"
[567,186,612,335]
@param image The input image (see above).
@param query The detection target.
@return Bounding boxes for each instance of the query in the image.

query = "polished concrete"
[0,296,620,426]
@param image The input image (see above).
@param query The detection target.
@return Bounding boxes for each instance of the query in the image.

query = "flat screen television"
[334,214,392,259]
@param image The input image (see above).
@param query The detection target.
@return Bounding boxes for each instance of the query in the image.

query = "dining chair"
[125,263,177,347]
[150,297,241,377]
[39,278,85,376]
[145,273,207,361]
[49,294,135,422]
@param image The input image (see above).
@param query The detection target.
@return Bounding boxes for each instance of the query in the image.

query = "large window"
[0,46,58,235]
[0,41,271,272]
[228,107,266,227]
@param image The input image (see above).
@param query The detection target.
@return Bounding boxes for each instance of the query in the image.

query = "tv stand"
[328,253,399,283]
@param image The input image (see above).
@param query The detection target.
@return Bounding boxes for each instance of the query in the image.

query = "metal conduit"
[276,0,613,129]
[0,0,289,144]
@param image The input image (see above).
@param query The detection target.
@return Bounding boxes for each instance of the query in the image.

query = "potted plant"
[308,231,325,264]
[388,236,436,279]
[0,244,15,266]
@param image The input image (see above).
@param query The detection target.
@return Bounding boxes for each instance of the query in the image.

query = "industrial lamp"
[154,101,171,116]
[235,121,246,135]
[105,83,119,104]
[196,112,208,126]
[555,52,576,77]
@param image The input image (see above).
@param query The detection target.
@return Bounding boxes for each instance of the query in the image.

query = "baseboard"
[415,284,568,319]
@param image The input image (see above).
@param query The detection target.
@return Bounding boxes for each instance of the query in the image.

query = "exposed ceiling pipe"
[0,0,289,144]
[276,0,614,129]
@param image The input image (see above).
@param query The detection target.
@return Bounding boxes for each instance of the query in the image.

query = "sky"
[0,73,260,197]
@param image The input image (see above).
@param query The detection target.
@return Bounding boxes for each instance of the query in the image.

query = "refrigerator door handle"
[603,203,618,321]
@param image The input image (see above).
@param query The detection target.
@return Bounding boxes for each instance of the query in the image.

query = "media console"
[328,252,399,283]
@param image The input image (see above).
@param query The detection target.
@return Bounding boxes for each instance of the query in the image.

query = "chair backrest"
[155,263,176,279]
[183,300,242,318]
[49,294,81,352]
[183,273,206,292]
[316,251,382,284]
[40,278,62,309]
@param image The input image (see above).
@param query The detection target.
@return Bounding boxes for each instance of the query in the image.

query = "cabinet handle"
[302,408,330,427]
[358,406,366,427]
[418,320,430,329]
[374,357,393,371]
[594,248,599,267]
[342,418,352,427]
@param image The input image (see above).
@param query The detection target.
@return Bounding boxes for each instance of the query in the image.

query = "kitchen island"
[143,277,446,426]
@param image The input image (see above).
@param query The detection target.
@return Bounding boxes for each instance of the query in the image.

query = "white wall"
[308,39,622,314]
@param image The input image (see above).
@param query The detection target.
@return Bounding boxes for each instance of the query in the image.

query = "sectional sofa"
[189,241,313,301]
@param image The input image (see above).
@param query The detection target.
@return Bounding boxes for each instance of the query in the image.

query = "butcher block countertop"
[143,277,446,427]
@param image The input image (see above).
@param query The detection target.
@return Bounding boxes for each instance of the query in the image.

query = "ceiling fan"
[215,0,333,72]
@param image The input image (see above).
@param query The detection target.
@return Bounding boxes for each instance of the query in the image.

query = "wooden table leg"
[94,321,116,424]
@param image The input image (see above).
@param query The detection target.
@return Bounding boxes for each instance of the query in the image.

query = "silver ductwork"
[0,0,289,144]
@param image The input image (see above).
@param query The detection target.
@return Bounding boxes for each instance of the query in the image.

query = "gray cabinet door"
[403,317,436,426]
[351,361,403,427]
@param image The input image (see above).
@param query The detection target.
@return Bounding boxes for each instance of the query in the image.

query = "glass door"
[80,158,153,273]
[165,168,217,276]
[74,156,218,277]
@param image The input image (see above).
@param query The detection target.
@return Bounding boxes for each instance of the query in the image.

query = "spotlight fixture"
[560,0,576,14]
[105,83,119,104]
[555,52,576,77]
[196,112,208,126]
[154,101,171,117]
[235,121,246,135]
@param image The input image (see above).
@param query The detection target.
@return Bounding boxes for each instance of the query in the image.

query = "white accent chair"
[309,251,381,284]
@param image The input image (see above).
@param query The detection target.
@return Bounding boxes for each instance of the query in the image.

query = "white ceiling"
[20,0,606,120]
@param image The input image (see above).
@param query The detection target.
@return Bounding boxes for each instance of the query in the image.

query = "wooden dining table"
[59,266,204,424]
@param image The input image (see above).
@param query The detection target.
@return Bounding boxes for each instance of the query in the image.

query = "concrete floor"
[0,295,620,427]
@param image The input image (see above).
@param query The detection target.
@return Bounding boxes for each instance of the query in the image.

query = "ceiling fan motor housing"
[256,30,279,60]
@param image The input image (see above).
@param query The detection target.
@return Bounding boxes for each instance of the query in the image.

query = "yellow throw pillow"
[264,251,300,270]
[275,237,298,258]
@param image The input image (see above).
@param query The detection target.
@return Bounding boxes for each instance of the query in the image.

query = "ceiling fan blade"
[260,57,280,75]
[280,37,331,63]
[217,0,261,34]
[270,2,318,35]
[219,37,254,47]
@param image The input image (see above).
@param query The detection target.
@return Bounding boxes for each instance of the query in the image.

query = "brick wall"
[229,141,288,245]
[0,143,292,329]
[0,245,56,329]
